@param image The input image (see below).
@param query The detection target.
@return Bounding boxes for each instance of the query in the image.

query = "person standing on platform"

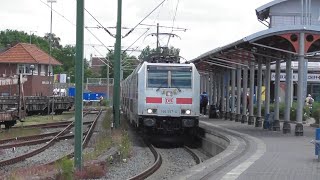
[200,92,209,116]
[305,94,314,116]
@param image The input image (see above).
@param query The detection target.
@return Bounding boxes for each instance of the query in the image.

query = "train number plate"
[158,105,179,116]
[160,109,176,114]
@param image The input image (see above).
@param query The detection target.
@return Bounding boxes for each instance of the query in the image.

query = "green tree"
[44,33,62,49]
[100,50,138,79]
[138,45,180,60]
[0,29,96,83]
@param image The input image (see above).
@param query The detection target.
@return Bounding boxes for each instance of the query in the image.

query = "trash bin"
[209,105,218,119]
[263,112,274,130]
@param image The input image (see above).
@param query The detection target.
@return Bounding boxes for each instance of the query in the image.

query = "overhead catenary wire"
[84,8,116,38]
[140,23,187,31]
[166,0,180,46]
[122,0,167,38]
[85,28,112,52]
[91,45,112,68]
[39,0,76,26]
[39,0,112,53]
[122,28,150,56]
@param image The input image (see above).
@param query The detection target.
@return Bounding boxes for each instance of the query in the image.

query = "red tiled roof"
[0,43,62,65]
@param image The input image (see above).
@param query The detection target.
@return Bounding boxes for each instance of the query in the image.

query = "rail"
[128,143,162,180]
[184,146,202,164]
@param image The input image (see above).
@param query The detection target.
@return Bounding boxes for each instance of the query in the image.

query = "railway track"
[0,110,102,167]
[0,113,92,145]
[46,110,102,165]
[128,143,201,180]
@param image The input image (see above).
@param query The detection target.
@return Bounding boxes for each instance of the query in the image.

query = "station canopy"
[190,25,320,73]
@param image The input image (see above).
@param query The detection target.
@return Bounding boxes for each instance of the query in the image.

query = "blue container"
[68,87,75,97]
[83,92,90,101]
[89,93,106,101]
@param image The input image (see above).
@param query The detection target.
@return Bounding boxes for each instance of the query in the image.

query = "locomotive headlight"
[185,110,191,115]
[147,109,153,114]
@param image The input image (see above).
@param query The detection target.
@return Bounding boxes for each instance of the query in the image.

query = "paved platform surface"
[201,118,320,180]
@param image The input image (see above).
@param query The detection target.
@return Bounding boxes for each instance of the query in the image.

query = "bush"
[55,157,74,180]
[101,99,109,106]
[119,131,131,159]
[74,161,107,179]
[312,102,320,124]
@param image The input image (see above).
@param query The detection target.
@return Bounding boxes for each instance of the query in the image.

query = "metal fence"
[86,78,114,85]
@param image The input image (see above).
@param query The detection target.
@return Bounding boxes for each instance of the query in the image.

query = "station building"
[0,43,62,96]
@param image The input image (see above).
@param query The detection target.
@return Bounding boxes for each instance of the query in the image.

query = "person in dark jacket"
[200,92,209,115]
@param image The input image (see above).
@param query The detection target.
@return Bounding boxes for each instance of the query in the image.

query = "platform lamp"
[30,65,35,96]
[30,64,35,75]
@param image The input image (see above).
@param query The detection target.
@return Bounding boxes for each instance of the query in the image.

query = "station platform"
[197,117,320,180]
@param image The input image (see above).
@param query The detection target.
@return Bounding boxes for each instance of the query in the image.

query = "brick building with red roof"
[90,56,107,77]
[0,43,62,96]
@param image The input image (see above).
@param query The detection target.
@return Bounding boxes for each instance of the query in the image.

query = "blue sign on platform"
[315,128,320,155]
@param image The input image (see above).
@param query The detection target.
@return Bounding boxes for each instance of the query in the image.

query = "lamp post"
[67,76,70,86]
[47,0,56,118]
[30,65,35,75]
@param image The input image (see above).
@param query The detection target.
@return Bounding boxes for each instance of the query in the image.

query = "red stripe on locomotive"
[146,97,162,103]
[176,98,192,104]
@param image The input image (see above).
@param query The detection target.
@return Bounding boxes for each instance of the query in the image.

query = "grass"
[0,111,75,140]
[84,109,113,161]
[0,128,41,140]
[15,111,75,126]
[83,134,112,161]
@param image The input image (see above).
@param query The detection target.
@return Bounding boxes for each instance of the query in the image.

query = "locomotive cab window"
[171,70,192,89]
[147,65,192,89]
[147,68,169,88]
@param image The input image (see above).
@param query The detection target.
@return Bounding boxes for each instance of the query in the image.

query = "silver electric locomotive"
[121,56,200,135]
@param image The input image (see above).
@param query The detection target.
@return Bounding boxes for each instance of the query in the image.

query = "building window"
[40,64,46,76]
[17,64,38,75]
[48,65,53,76]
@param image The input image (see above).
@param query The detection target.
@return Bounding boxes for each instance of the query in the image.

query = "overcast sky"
[0,0,272,61]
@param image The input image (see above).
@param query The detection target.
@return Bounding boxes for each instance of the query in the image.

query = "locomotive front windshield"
[147,65,192,89]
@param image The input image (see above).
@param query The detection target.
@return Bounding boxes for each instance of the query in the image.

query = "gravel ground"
[0,112,99,177]
[40,127,68,134]
[104,144,154,179]
[146,147,197,180]
[103,128,154,180]
[0,139,74,173]
[0,144,45,161]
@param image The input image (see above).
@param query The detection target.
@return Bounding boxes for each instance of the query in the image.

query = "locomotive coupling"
[144,118,156,127]
[182,119,195,127]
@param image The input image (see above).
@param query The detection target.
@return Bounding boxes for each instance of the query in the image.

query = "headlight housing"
[147,109,157,114]
[181,109,191,115]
